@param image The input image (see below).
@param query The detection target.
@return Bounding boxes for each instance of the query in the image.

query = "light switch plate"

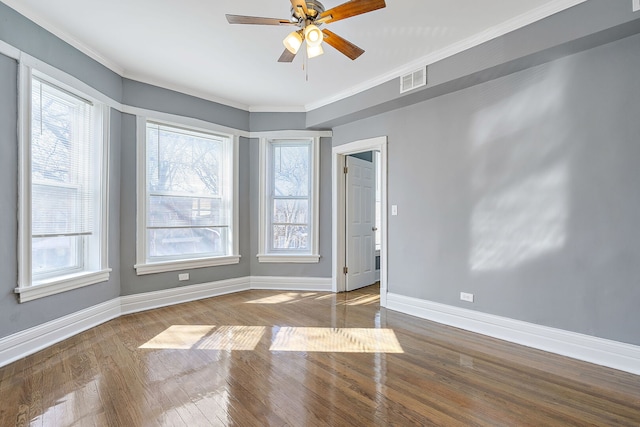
[391,205,398,216]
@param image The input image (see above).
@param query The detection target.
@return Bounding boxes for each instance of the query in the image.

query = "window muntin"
[144,122,233,263]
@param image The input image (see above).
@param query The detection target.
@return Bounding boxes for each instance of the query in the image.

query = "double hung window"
[136,120,239,274]
[258,137,319,263]
[17,68,110,302]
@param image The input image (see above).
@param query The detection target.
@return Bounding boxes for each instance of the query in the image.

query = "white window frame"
[257,137,320,263]
[15,64,111,303]
[134,116,240,275]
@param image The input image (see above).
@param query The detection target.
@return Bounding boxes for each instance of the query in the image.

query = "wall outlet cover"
[460,292,474,302]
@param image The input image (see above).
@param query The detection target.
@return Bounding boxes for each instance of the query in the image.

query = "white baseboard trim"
[0,299,121,368]
[0,275,333,368]
[249,276,332,291]
[386,293,640,376]
[120,276,251,315]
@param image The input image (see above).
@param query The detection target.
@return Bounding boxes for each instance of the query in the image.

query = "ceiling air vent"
[400,66,427,93]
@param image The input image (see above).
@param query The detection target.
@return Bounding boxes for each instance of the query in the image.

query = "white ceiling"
[2,0,584,111]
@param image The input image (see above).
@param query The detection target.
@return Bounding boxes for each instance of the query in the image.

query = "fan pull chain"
[304,50,309,82]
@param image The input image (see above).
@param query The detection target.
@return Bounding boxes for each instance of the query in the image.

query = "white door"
[345,155,375,291]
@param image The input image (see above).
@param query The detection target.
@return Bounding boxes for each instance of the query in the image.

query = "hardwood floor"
[1,284,639,426]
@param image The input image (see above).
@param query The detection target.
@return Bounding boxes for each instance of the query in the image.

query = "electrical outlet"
[178,273,189,281]
[460,292,474,302]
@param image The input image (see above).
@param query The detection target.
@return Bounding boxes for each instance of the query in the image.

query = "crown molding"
[304,0,588,112]
[122,71,252,112]
[1,0,125,75]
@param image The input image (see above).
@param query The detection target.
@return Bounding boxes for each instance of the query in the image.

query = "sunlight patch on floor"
[270,327,403,353]
[245,292,319,304]
[337,294,380,306]
[140,325,214,350]
[197,326,266,351]
[140,325,266,351]
[140,325,401,353]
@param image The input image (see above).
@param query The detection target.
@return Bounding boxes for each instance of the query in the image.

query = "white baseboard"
[249,276,332,291]
[0,275,332,368]
[120,276,251,315]
[0,299,121,368]
[386,293,640,376]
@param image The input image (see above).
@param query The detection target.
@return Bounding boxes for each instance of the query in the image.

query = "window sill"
[134,255,241,275]
[14,269,112,303]
[256,254,321,263]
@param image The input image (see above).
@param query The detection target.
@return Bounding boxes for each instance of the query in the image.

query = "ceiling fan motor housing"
[291,0,325,21]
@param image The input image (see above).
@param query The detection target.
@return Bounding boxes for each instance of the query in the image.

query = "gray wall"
[122,79,250,132]
[332,33,640,346]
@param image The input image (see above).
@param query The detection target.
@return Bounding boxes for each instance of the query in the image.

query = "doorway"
[332,136,388,307]
[345,154,376,291]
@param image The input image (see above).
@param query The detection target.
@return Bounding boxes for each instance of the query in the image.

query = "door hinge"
[343,166,348,174]
[343,266,348,274]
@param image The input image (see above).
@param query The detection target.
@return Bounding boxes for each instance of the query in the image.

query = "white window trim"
[134,116,240,275]
[15,63,111,303]
[257,136,320,263]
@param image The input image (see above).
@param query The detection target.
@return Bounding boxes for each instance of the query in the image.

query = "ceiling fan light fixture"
[283,31,303,54]
[307,43,324,58]
[304,24,323,47]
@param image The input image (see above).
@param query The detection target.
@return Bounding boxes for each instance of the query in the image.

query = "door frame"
[332,136,388,307]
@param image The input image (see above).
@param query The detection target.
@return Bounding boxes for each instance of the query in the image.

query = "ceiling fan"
[226,0,386,62]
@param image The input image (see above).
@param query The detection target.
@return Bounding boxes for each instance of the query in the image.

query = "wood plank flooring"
[1,284,639,426]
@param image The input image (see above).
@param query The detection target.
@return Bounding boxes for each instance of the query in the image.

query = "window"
[16,68,110,302]
[258,137,320,263]
[135,120,239,275]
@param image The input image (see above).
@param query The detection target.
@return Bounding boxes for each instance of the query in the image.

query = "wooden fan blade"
[322,29,365,60]
[226,14,294,25]
[278,48,297,62]
[318,0,386,24]
[290,0,309,18]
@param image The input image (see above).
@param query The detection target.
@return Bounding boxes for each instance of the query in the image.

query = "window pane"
[31,79,95,238]
[273,144,309,197]
[148,195,227,228]
[272,225,308,250]
[273,199,308,224]
[32,183,91,237]
[147,125,223,196]
[32,236,81,274]
[147,227,228,258]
